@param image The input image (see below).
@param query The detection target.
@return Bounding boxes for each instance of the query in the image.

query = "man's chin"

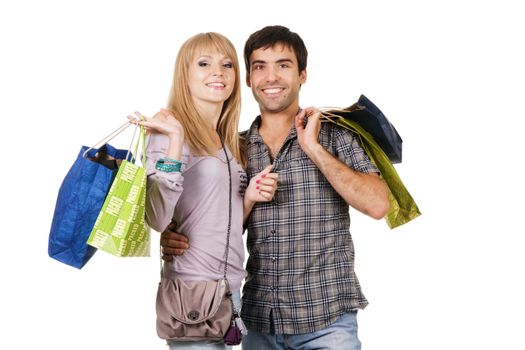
[259,101,289,114]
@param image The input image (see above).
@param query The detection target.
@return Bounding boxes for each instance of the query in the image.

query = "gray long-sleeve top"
[145,133,247,290]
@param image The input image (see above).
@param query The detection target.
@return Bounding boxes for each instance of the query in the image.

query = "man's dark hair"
[244,25,308,75]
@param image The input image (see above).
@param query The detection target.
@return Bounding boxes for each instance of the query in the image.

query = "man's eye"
[253,65,264,70]
[280,64,290,69]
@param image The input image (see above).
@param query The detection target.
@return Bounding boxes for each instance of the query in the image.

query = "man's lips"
[261,87,285,95]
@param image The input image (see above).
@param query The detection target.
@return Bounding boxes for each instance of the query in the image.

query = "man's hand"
[295,107,323,157]
[160,220,189,262]
[296,107,390,219]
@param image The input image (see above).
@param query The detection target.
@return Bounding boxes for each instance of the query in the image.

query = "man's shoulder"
[239,115,261,141]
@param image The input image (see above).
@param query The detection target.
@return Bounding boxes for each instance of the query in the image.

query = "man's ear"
[246,71,251,87]
[300,69,307,85]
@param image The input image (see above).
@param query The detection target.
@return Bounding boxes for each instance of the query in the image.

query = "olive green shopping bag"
[87,125,150,256]
[320,95,421,229]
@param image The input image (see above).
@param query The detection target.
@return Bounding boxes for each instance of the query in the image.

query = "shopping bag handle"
[125,124,146,165]
[83,121,132,158]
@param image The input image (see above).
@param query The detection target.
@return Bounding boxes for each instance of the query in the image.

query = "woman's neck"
[194,100,223,130]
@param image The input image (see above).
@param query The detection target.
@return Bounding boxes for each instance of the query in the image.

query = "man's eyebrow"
[251,60,267,65]
[276,59,293,64]
[251,58,294,66]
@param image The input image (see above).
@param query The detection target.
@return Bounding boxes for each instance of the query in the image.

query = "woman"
[130,32,277,349]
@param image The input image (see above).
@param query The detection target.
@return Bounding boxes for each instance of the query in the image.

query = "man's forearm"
[306,144,390,219]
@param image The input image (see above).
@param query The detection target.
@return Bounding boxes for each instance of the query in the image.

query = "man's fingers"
[161,229,189,243]
[162,247,186,256]
[302,107,321,121]
[295,112,306,130]
[162,254,174,262]
[296,108,307,119]
[160,237,189,249]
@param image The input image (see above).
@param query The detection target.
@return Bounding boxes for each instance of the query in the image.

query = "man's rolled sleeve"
[333,126,379,174]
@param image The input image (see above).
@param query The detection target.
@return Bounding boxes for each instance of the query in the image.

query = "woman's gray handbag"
[156,278,233,341]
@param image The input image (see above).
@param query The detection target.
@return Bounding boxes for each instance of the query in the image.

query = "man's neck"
[259,102,299,133]
[258,102,300,160]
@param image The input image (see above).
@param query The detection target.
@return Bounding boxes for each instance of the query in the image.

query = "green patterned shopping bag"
[87,125,150,257]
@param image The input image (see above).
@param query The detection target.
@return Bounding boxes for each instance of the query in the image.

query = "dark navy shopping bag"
[48,137,130,269]
[326,95,403,164]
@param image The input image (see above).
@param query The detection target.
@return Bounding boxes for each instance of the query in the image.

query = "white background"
[1,1,524,349]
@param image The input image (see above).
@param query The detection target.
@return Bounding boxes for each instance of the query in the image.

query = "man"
[161,25,389,349]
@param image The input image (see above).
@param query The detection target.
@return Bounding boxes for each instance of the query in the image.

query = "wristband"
[155,157,182,173]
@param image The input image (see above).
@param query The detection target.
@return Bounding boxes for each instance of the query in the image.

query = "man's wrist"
[303,142,324,161]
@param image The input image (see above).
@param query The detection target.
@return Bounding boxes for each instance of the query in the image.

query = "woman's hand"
[128,108,184,141]
[245,165,278,203]
[129,108,184,160]
[243,164,278,224]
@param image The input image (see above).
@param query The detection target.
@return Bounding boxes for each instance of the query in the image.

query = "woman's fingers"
[258,191,272,200]
[259,164,273,176]
[257,184,275,193]
[257,177,277,186]
[128,111,151,124]
[257,175,278,201]
[134,111,150,121]
[127,115,139,124]
[127,115,152,128]
[260,172,277,189]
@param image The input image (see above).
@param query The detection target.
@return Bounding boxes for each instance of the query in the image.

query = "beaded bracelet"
[155,157,182,173]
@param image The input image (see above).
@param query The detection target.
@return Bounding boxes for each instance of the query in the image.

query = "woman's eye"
[224,62,233,69]
[198,61,209,67]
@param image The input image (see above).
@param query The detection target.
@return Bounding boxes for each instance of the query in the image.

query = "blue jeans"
[167,290,241,350]
[242,312,361,350]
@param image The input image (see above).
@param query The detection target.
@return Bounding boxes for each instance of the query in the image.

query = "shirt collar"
[246,115,298,146]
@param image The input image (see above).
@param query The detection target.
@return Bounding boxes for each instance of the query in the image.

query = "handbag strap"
[220,140,233,280]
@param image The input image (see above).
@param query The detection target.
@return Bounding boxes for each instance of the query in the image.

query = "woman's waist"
[163,262,246,291]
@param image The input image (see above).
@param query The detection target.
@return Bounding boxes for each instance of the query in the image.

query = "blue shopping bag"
[48,123,131,268]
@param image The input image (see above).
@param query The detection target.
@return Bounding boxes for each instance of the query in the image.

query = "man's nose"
[266,66,278,82]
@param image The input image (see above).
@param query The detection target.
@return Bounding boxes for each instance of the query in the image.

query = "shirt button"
[271,257,276,262]
[270,229,276,234]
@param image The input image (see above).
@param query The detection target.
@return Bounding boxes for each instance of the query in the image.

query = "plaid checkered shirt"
[240,116,379,334]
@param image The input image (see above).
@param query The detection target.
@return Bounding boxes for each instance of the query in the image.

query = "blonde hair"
[167,32,245,166]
